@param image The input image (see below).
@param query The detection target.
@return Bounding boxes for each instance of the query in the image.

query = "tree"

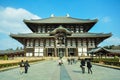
[6,48,13,50]
[104,46,109,49]
[20,47,23,50]
[16,47,19,50]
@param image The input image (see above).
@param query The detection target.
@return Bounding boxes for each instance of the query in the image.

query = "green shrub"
[4,55,8,60]
[0,56,4,60]
[92,58,120,67]
[104,61,120,66]
[114,56,119,59]
[0,59,45,69]
[92,58,119,62]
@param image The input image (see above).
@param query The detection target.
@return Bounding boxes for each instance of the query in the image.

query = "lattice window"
[34,47,43,56]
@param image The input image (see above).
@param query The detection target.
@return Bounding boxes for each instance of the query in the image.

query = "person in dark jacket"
[87,59,92,74]
[24,60,30,73]
[80,59,85,73]
[67,58,70,65]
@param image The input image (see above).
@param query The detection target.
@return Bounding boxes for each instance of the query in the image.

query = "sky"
[0,0,120,50]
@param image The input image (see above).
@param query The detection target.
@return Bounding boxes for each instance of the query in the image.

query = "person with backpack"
[24,60,30,74]
[80,59,86,74]
[87,59,92,74]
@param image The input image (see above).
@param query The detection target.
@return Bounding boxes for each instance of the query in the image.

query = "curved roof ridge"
[50,25,72,34]
[68,17,98,21]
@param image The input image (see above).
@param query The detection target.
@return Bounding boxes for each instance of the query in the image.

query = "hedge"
[104,61,120,66]
[92,58,120,67]
[0,59,44,69]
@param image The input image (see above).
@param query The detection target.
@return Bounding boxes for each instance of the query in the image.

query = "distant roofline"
[0,50,24,55]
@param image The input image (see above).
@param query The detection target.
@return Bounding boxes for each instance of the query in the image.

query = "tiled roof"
[88,47,120,54]
[10,33,53,38]
[23,16,98,24]
[69,33,112,38]
[50,25,72,35]
[10,32,111,38]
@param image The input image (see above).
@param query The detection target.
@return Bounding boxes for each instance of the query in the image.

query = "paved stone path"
[64,61,120,80]
[0,60,120,80]
[60,65,72,80]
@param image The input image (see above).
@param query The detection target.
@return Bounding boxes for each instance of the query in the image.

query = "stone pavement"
[64,61,120,80]
[0,60,120,80]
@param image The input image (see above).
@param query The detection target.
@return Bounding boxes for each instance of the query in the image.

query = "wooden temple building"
[10,15,112,57]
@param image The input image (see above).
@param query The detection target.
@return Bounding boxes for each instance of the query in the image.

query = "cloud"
[99,36,120,46]
[101,16,111,23]
[0,7,41,50]
[0,7,41,34]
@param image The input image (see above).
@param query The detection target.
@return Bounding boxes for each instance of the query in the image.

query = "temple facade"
[10,15,112,57]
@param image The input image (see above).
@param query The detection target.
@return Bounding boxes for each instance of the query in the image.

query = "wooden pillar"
[105,53,107,58]
[45,48,48,57]
[76,48,78,56]
[66,47,68,57]
[33,51,34,57]
[54,48,57,57]
[54,38,57,57]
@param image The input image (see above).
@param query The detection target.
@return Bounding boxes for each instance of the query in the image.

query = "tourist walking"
[24,60,30,74]
[67,58,70,65]
[58,59,63,66]
[87,59,92,74]
[19,60,24,74]
[80,59,85,73]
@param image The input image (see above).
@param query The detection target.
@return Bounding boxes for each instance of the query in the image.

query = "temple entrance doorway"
[68,48,76,56]
[47,48,54,57]
[57,48,65,57]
